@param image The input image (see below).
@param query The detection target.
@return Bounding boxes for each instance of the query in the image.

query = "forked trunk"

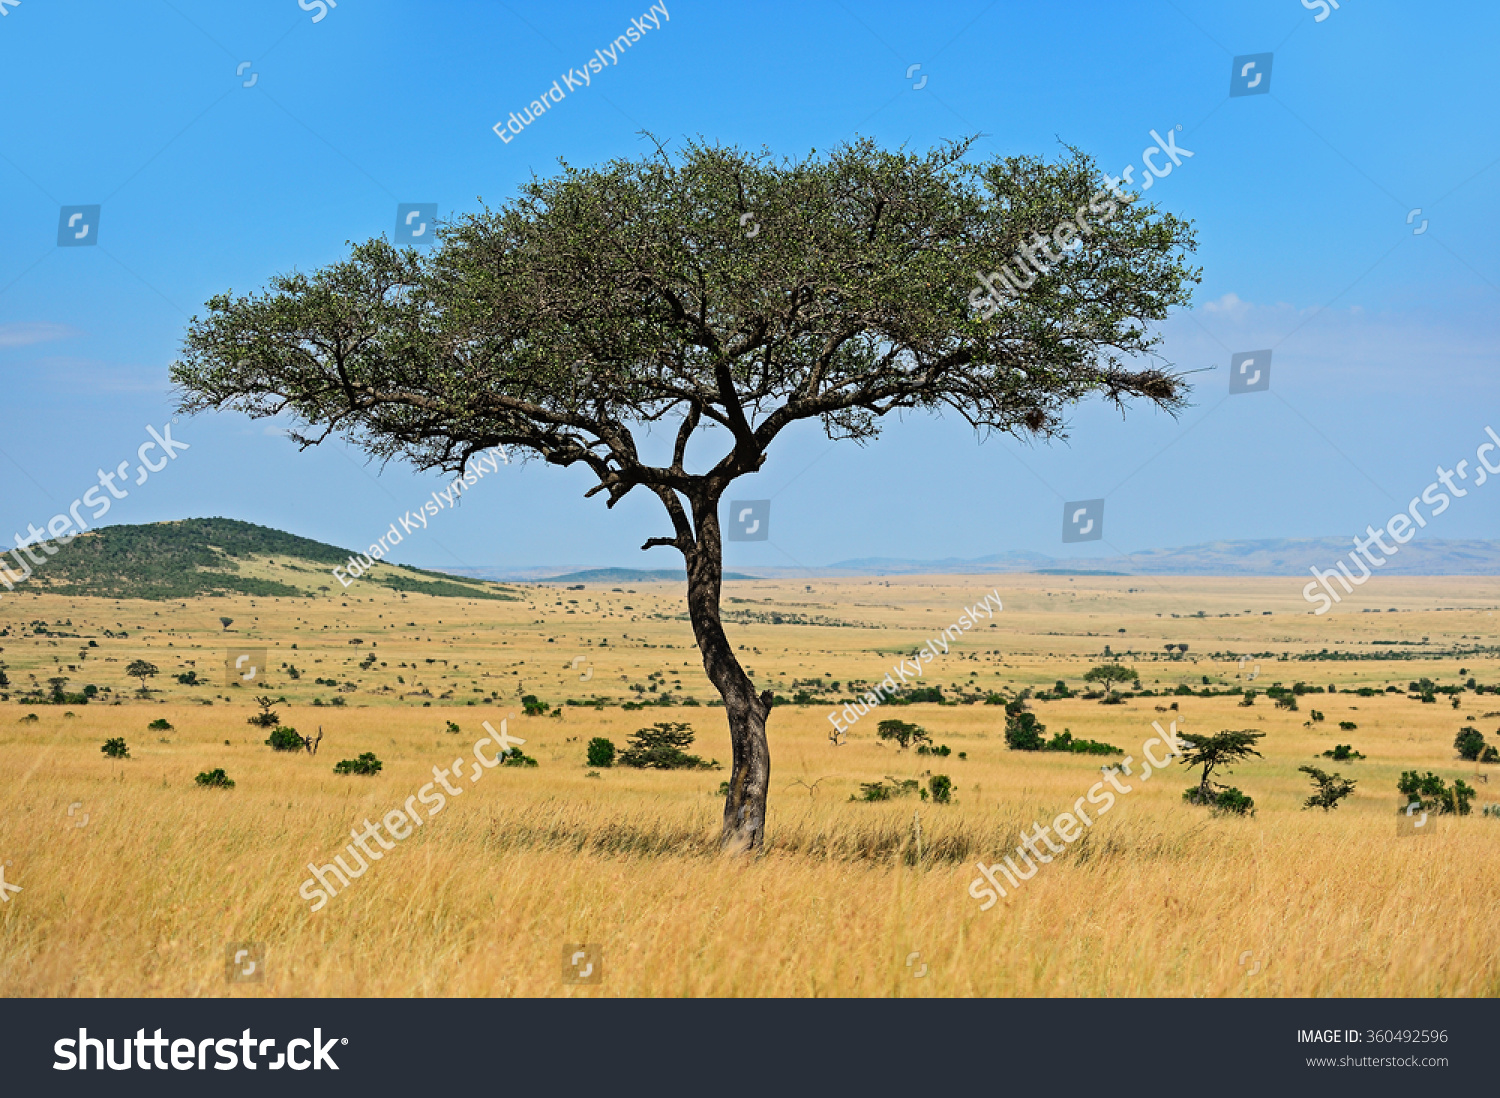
[684,498,772,853]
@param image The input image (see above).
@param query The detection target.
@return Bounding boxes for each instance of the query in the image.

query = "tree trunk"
[683,497,772,853]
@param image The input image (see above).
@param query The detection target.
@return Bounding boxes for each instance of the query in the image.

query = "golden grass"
[1,574,1498,996]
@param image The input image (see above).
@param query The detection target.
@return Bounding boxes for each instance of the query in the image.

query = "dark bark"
[682,494,772,853]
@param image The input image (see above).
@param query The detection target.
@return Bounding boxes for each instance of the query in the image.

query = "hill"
[8,518,519,602]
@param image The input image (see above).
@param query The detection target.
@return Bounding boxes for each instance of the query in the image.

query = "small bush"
[264,726,305,752]
[101,737,130,759]
[501,748,539,767]
[915,743,951,757]
[928,774,954,804]
[1300,765,1356,811]
[618,722,717,769]
[1338,720,1357,731]
[195,768,234,788]
[852,777,920,802]
[1398,770,1474,816]
[333,752,383,776]
[1321,744,1365,761]
[1003,709,1046,751]
[147,718,173,731]
[445,720,460,734]
[20,713,39,724]
[1455,726,1486,761]
[521,694,550,716]
[586,737,616,767]
[1183,785,1255,816]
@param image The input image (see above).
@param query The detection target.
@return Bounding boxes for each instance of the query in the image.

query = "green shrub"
[617,722,717,769]
[1042,729,1122,755]
[195,768,234,788]
[1455,726,1486,761]
[928,774,954,804]
[101,737,130,759]
[501,748,539,767]
[586,737,616,767]
[147,718,173,731]
[915,743,951,757]
[1321,744,1364,761]
[333,752,383,776]
[1398,770,1474,815]
[521,694,550,716]
[851,777,920,802]
[1338,720,1357,730]
[264,726,305,752]
[877,719,931,750]
[20,713,39,724]
[1183,784,1255,816]
[1299,765,1356,811]
[1004,709,1046,751]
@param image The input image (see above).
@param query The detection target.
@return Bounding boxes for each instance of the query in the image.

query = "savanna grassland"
[2,564,1498,997]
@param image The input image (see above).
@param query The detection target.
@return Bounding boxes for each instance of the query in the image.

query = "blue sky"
[2,0,1497,573]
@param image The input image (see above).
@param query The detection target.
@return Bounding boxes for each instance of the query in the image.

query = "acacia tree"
[1082,662,1136,701]
[125,659,158,696]
[1179,729,1264,803]
[170,136,1198,852]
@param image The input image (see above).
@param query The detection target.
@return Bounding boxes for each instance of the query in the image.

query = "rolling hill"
[7,518,519,601]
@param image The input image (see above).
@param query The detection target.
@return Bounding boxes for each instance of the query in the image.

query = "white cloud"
[0,322,81,347]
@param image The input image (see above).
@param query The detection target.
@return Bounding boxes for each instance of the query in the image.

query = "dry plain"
[1,566,1498,997]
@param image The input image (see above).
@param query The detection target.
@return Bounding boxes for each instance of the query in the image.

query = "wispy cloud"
[0,323,82,348]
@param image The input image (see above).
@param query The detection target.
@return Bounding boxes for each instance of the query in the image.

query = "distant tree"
[1454,726,1486,761]
[928,774,954,804]
[1082,663,1136,702]
[247,696,281,729]
[125,660,158,695]
[101,737,130,759]
[47,676,68,702]
[219,617,234,632]
[171,136,1198,851]
[1299,765,1356,811]
[586,737,616,767]
[876,719,932,751]
[1004,708,1047,751]
[1179,728,1264,806]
